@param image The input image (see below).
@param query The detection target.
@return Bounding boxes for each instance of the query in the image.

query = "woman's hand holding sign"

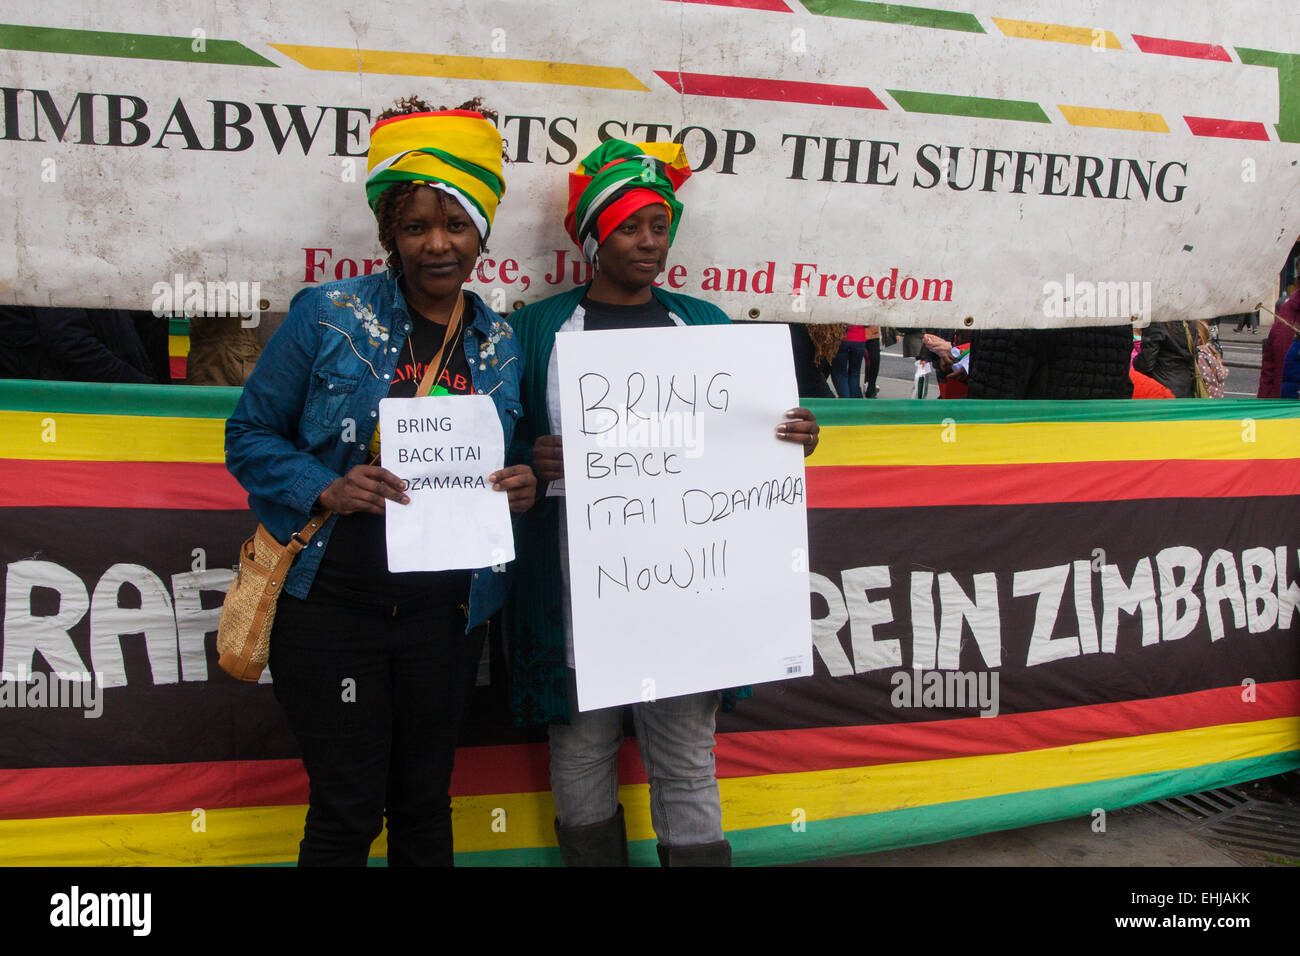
[532,434,565,482]
[490,464,538,512]
[776,407,820,457]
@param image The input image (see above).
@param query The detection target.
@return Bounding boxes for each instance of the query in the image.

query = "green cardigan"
[504,284,740,726]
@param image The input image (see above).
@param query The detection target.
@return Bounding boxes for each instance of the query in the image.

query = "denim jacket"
[225,272,522,628]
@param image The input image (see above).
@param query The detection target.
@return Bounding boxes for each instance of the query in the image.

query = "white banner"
[2,1,1298,326]
[555,324,812,711]
[379,395,512,572]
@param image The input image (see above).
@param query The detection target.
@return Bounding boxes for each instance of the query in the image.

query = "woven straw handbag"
[216,516,327,681]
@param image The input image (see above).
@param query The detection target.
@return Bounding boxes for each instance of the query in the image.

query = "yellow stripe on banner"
[167,334,190,358]
[813,419,1298,466]
[270,44,651,92]
[1059,105,1170,133]
[0,411,225,463]
[721,715,1300,834]
[3,717,1294,865]
[992,17,1122,49]
[0,804,310,867]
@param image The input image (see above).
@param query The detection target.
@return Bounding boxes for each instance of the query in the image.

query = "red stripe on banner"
[667,0,792,10]
[169,355,187,381]
[654,71,886,109]
[6,682,1296,819]
[717,681,1300,779]
[0,745,557,819]
[806,458,1300,509]
[0,459,248,510]
[0,759,308,820]
[1184,116,1270,141]
[1131,34,1231,61]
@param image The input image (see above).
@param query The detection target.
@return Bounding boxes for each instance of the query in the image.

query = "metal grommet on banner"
[963,316,975,327]
[748,308,760,319]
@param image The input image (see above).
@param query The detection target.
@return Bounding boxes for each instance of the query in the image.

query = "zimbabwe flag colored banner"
[0,382,1297,866]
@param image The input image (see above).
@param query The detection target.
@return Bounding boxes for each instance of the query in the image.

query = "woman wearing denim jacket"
[225,99,535,866]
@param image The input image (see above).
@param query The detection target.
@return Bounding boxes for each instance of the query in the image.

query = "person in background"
[1133,321,1197,398]
[863,324,882,398]
[920,331,970,399]
[1194,320,1227,398]
[785,322,835,398]
[187,316,262,386]
[805,322,842,395]
[831,324,865,398]
[0,306,157,383]
[1281,331,1300,400]
[1259,289,1300,399]
[966,326,1132,399]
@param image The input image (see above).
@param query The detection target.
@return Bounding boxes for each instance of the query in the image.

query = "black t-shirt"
[311,297,475,608]
[390,307,472,397]
[580,295,675,331]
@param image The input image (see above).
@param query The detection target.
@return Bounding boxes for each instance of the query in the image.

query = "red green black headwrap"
[564,140,692,262]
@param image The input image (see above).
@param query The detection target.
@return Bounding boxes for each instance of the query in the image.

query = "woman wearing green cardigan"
[506,139,818,866]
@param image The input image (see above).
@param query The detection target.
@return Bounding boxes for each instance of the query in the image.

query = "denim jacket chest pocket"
[301,315,391,432]
[303,366,364,430]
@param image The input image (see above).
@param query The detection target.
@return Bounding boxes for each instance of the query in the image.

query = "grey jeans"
[548,678,725,848]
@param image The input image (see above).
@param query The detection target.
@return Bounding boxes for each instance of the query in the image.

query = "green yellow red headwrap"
[564,139,691,262]
[366,109,505,239]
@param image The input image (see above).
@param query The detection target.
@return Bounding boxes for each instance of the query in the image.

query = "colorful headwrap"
[366,109,505,239]
[564,139,692,262]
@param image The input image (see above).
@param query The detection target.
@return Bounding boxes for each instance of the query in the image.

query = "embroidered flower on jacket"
[478,320,514,370]
[326,290,390,346]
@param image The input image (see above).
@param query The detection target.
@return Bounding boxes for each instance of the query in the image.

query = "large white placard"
[556,324,812,711]
[379,395,513,572]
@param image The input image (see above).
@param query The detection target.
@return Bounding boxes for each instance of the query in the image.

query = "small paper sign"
[379,395,514,572]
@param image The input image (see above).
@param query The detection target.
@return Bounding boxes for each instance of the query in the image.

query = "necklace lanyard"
[411,291,466,398]
[370,293,467,457]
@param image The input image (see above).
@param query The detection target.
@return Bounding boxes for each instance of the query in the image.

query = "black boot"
[554,805,628,866]
[655,839,732,867]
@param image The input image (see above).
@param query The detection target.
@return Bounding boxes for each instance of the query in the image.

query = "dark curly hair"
[373,96,502,273]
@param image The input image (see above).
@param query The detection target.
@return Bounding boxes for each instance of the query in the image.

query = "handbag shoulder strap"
[413,292,466,397]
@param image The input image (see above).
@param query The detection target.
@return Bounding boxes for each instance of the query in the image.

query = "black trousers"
[269,593,483,866]
[864,339,881,397]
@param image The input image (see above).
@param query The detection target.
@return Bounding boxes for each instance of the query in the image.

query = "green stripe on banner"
[440,751,1300,867]
[455,749,1299,866]
[727,750,1300,866]
[0,24,278,67]
[887,89,1050,122]
[1234,47,1300,143]
[0,380,241,418]
[802,397,1300,426]
[168,318,191,336]
[5,383,1296,426]
[800,0,985,33]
